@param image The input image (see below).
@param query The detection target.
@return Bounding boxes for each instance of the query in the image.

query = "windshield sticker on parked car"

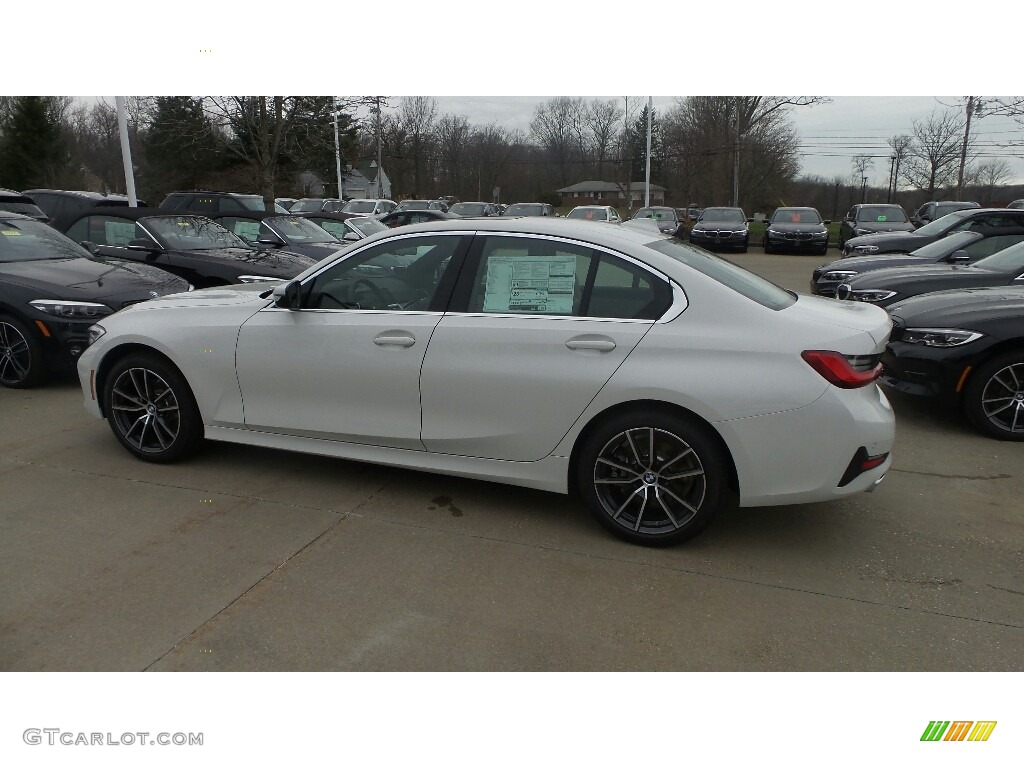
[104,221,136,247]
[483,255,576,314]
[1,230,22,236]
[876,215,888,222]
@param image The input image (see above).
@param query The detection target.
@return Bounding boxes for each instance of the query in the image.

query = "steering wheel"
[348,278,395,309]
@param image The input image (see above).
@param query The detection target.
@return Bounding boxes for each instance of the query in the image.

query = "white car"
[77,218,895,546]
[566,205,622,223]
[340,198,397,217]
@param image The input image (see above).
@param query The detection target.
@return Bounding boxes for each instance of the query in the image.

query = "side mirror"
[949,250,971,264]
[272,280,302,309]
[127,238,159,252]
[79,240,100,255]
[747,217,755,223]
[823,220,832,225]
[343,231,360,242]
[257,235,286,247]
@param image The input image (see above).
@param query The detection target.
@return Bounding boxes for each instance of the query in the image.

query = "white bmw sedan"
[78,218,894,546]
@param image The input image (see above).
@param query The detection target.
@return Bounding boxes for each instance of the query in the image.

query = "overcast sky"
[11,2,1024,188]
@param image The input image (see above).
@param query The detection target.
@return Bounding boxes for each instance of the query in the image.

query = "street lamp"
[331,110,344,201]
[861,175,868,204]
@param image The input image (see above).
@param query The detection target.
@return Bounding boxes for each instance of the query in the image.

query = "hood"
[850,221,916,235]
[694,220,747,230]
[125,281,275,311]
[816,254,925,275]
[193,246,319,277]
[766,222,827,233]
[784,292,892,346]
[0,255,189,303]
[285,242,344,261]
[888,286,1024,327]
[846,263,967,287]
[845,231,925,251]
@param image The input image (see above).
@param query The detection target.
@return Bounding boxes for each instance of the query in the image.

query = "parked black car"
[763,207,830,255]
[295,213,388,243]
[629,206,683,236]
[835,240,1024,307]
[1,212,191,388]
[159,191,288,214]
[881,286,1024,440]
[206,211,344,261]
[62,208,318,288]
[842,207,1024,257]
[910,200,979,228]
[23,189,147,230]
[688,207,750,252]
[0,189,47,221]
[837,204,914,252]
[378,209,455,228]
[811,229,1024,296]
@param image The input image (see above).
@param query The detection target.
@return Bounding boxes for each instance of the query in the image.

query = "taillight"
[801,350,882,389]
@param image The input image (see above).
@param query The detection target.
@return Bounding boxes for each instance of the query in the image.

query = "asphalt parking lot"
[1,247,1021,671]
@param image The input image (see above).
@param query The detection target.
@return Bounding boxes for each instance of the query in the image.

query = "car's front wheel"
[964,353,1024,441]
[577,409,727,546]
[0,314,45,389]
[103,353,204,461]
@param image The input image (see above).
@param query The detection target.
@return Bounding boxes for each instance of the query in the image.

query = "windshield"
[505,204,545,216]
[0,218,88,262]
[909,231,981,259]
[973,241,1024,272]
[343,200,377,214]
[289,199,327,213]
[142,216,249,250]
[399,201,430,210]
[648,238,795,310]
[267,216,338,244]
[771,209,821,224]
[348,217,387,237]
[633,208,675,221]
[856,206,908,223]
[699,208,745,223]
[911,210,972,237]
[0,202,46,219]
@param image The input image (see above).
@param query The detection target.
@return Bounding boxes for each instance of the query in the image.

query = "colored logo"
[921,721,997,742]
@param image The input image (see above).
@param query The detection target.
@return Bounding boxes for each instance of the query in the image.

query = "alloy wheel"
[0,321,32,386]
[109,367,182,453]
[981,362,1024,434]
[593,427,706,537]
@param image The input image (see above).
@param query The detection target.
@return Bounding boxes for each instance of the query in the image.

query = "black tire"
[0,314,46,389]
[964,352,1024,441]
[576,408,727,546]
[817,244,829,256]
[103,353,204,461]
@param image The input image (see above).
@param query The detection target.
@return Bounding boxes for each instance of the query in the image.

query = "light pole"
[115,97,137,206]
[332,110,344,201]
[887,155,896,203]
[861,175,868,204]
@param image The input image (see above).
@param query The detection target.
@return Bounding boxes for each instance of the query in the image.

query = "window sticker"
[233,222,262,241]
[876,215,888,222]
[483,254,577,314]
[1,230,22,236]
[104,221,136,246]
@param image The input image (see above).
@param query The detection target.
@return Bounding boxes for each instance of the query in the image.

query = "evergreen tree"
[630,105,662,182]
[142,97,226,198]
[0,96,68,188]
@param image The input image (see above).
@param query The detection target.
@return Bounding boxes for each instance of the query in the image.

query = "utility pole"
[887,155,896,203]
[332,109,344,201]
[861,175,868,204]
[956,96,977,201]
[375,96,384,198]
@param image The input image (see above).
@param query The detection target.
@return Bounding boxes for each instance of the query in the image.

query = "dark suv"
[21,189,147,230]
[160,191,289,214]
[842,207,1024,257]
[838,204,914,251]
[910,200,979,228]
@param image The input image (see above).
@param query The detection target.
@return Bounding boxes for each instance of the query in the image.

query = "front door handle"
[565,337,616,352]
[373,333,416,348]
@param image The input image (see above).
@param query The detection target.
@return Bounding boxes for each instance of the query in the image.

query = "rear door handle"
[565,337,616,352]
[373,333,416,348]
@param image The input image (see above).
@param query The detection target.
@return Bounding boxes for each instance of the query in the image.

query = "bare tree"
[901,108,968,199]
[887,134,912,200]
[970,158,1012,205]
[585,99,622,179]
[399,96,437,197]
[529,96,586,188]
[436,113,471,197]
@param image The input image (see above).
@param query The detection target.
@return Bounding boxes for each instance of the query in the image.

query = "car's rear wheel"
[103,354,204,461]
[0,315,45,389]
[577,409,727,546]
[964,353,1024,441]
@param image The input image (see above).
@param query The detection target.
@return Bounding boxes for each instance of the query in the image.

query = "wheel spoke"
[612,485,647,521]
[595,457,641,478]
[625,429,645,468]
[124,414,147,444]
[595,477,642,485]
[8,339,28,354]
[128,369,147,401]
[153,414,178,446]
[633,486,649,532]
[653,487,682,529]
[112,387,147,407]
[112,403,146,412]
[658,447,694,473]
[662,468,704,481]
[1013,403,1023,433]
[984,399,1015,417]
[660,484,700,518]
[991,372,1016,393]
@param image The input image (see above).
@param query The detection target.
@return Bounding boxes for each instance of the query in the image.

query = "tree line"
[1,95,1021,214]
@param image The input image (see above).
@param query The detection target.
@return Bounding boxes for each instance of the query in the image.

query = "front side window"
[87,215,141,247]
[963,234,1024,259]
[466,236,670,320]
[266,216,338,243]
[216,217,263,243]
[142,216,248,250]
[303,235,463,311]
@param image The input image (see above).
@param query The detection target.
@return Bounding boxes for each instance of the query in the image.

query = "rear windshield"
[647,238,796,310]
[289,199,327,213]
[451,203,488,215]
[567,208,607,220]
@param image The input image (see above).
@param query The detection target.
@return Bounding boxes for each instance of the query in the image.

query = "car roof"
[371,216,667,246]
[0,211,34,221]
[207,210,287,221]
[67,207,212,223]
